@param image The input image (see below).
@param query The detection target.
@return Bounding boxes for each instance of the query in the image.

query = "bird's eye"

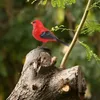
[33,21,36,23]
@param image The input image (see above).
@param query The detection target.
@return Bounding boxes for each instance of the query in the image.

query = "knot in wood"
[38,52,51,67]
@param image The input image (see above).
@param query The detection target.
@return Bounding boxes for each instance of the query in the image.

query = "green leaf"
[30,0,76,7]
[51,0,76,8]
[39,0,48,5]
[89,0,100,9]
[42,0,48,5]
[51,25,73,32]
[81,21,100,35]
[79,41,100,62]
[31,0,37,4]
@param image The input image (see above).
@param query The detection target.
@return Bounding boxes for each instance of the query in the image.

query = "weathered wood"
[6,47,86,100]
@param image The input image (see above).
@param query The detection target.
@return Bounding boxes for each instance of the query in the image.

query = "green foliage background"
[0,0,100,99]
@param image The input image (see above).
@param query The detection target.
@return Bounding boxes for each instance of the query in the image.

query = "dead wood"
[6,47,86,100]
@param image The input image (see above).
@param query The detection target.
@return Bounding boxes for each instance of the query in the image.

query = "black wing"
[40,31,69,46]
[40,31,57,39]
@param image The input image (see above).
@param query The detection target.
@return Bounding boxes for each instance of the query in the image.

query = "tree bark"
[6,47,86,100]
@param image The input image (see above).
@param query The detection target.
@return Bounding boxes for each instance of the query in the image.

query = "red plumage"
[31,20,68,46]
[31,20,56,43]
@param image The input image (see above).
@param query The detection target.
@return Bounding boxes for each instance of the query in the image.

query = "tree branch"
[60,0,92,68]
[6,47,86,100]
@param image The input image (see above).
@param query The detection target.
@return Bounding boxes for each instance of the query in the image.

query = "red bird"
[31,20,68,46]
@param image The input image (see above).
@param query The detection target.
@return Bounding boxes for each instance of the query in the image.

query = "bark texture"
[7,47,86,100]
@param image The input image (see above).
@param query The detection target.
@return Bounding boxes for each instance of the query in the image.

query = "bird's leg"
[41,43,46,47]
[37,43,47,49]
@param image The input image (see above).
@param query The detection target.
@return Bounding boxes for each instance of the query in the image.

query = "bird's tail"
[56,38,69,46]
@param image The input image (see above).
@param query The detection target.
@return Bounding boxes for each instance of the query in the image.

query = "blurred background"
[0,0,100,99]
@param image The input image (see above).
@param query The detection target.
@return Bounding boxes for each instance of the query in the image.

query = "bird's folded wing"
[40,31,57,39]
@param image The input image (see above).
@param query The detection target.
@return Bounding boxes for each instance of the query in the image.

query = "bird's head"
[31,20,44,28]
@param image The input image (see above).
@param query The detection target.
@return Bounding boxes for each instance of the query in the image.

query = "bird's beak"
[30,22,33,24]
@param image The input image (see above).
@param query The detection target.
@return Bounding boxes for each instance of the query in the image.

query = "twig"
[60,0,92,68]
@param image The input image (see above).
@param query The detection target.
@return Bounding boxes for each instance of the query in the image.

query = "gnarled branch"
[7,47,86,100]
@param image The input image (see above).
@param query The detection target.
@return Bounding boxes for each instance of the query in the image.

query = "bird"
[31,20,68,46]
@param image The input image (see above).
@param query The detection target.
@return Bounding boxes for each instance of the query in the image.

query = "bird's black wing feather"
[40,31,57,39]
[40,31,69,46]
